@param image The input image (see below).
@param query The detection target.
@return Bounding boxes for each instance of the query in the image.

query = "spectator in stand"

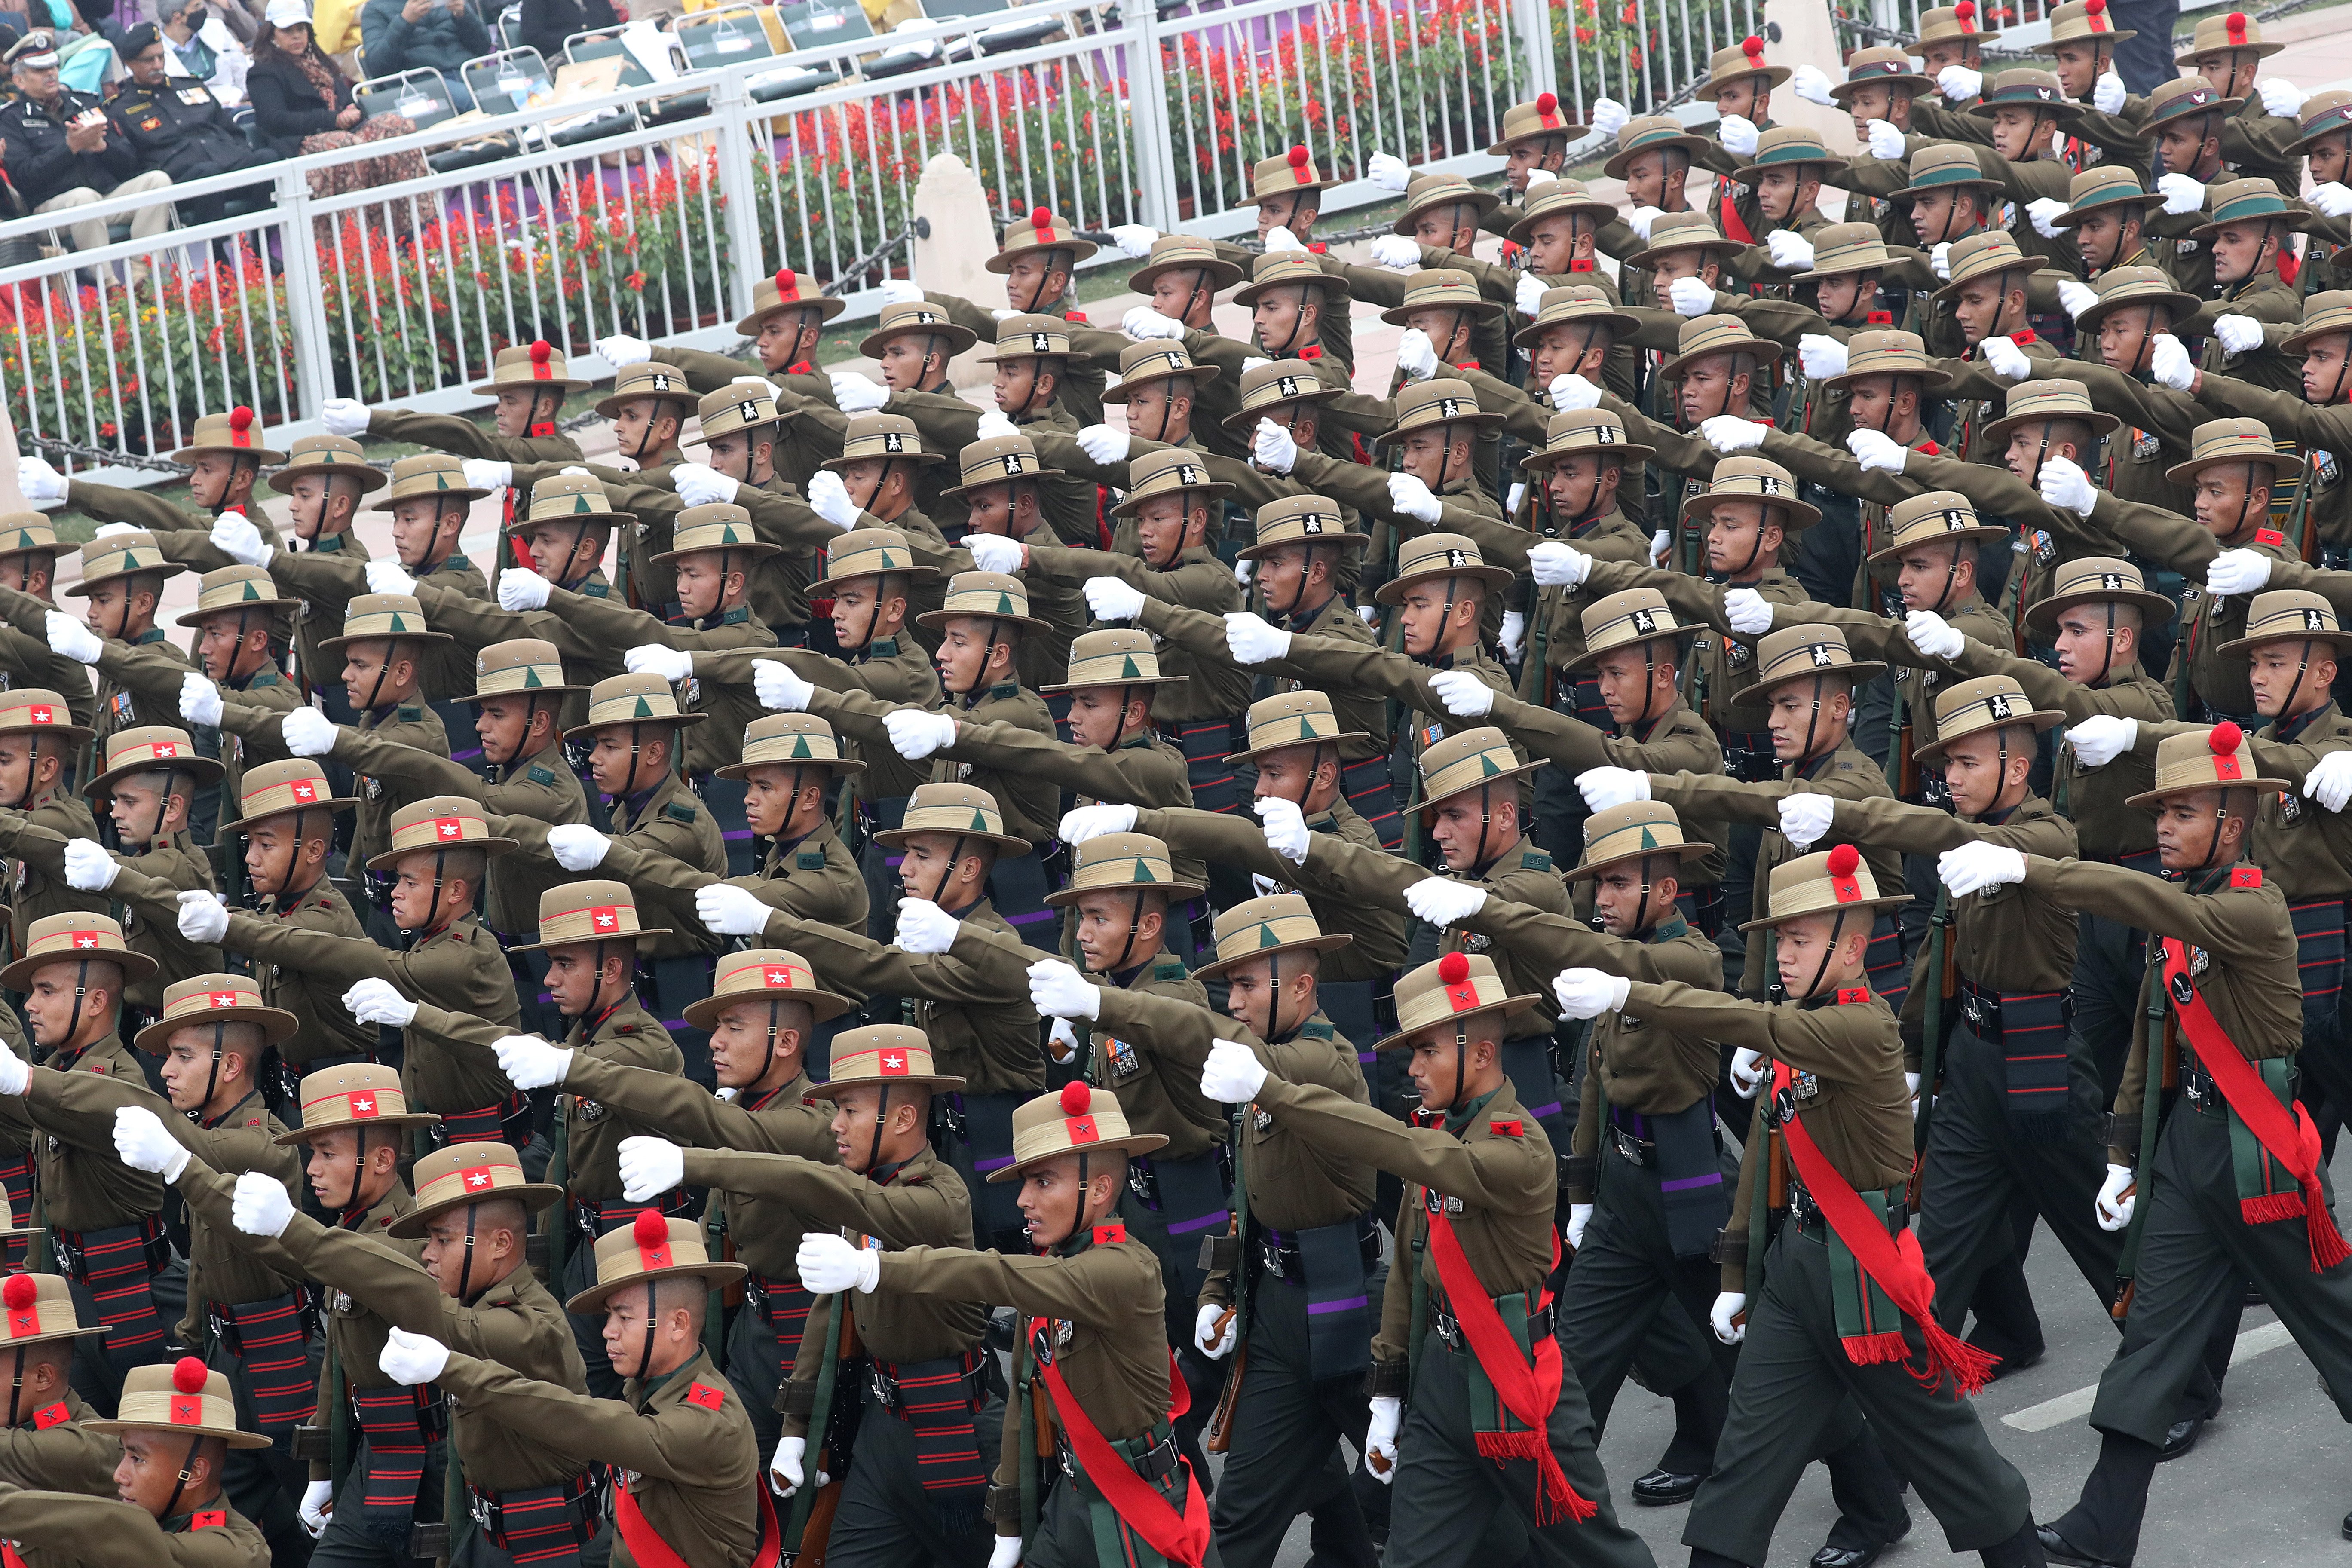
[0,29,173,257]
[357,0,488,109]
[158,0,257,101]
[246,0,423,196]
[514,0,611,73]
[105,23,275,224]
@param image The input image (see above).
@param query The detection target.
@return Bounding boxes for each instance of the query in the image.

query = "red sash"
[612,1470,783,1568]
[2160,935,2351,1270]
[1420,1200,1596,1526]
[1771,1060,1998,1396]
[1714,176,1755,245]
[1030,1329,1209,1568]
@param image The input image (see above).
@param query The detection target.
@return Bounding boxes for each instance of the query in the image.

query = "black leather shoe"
[2037,1524,2128,1567]
[1629,1467,1702,1506]
[2340,1507,2352,1541]
[2158,1415,2202,1461]
[1807,1547,1882,1568]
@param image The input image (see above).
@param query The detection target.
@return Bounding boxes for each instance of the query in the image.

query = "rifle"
[786,1287,857,1563]
[1907,890,1954,1212]
[1205,1096,1251,1454]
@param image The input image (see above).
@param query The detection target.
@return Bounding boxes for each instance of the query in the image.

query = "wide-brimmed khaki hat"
[992,1081,1168,1182]
[1376,379,1504,446]
[65,530,182,597]
[172,564,295,630]
[696,380,783,443]
[2189,176,2297,242]
[315,593,452,656]
[277,1060,437,1144]
[1222,690,1370,766]
[1130,233,1246,295]
[508,879,671,955]
[0,912,157,993]
[0,687,89,746]
[1377,268,1504,328]
[362,796,518,872]
[1980,377,2122,448]
[505,469,634,538]
[1682,455,1821,533]
[2177,8,2281,61]
[939,433,1060,503]
[0,1269,106,1347]
[1219,360,1348,433]
[1696,35,1790,98]
[1565,587,1701,672]
[566,1212,746,1312]
[1236,493,1369,560]
[269,433,388,496]
[734,268,844,337]
[2142,74,2242,129]
[389,1141,564,1237]
[132,971,299,1056]
[807,526,940,595]
[2050,166,2164,229]
[1893,143,2007,200]
[467,637,586,704]
[1792,223,1897,281]
[172,406,284,466]
[1231,250,1351,310]
[1109,446,1235,518]
[1040,628,1189,695]
[1520,407,1656,473]
[1417,726,1544,813]
[1375,531,1514,605]
[1966,66,2082,120]
[1729,623,1886,709]
[1392,172,1501,234]
[2036,0,2135,49]
[647,504,779,567]
[220,758,356,834]
[1512,284,1637,350]
[1831,46,1933,101]
[0,514,55,562]
[1932,230,2055,302]
[1370,950,1541,1052]
[89,1359,270,1449]
[2285,290,2352,355]
[560,672,710,742]
[593,361,695,419]
[915,569,1050,637]
[2073,265,2202,334]
[821,413,944,472]
[1912,674,2068,764]
[1193,892,1353,982]
[1740,844,1909,931]
[809,1025,966,1096]
[990,206,1100,273]
[1250,143,1340,199]
[980,313,1093,367]
[2126,722,2292,807]
[1046,830,1204,908]
[1909,2,2000,50]
[1488,91,1586,154]
[1603,115,1711,179]
[2021,555,2179,638]
[1102,340,1222,402]
[873,780,1032,857]
[1824,328,1951,393]
[83,724,222,803]
[1502,178,1619,244]
[1734,124,1848,182]
[684,947,856,1032]
[2291,89,2352,154]
[2165,417,2300,485]
[1624,210,1747,273]
[2217,589,2352,657]
[1658,315,1771,384]
[717,712,864,782]
[368,452,490,511]
[469,338,592,395]
[857,300,980,359]
[1866,491,2008,572]
[1568,800,1713,881]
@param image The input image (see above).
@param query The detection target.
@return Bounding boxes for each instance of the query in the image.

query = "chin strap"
[1799,906,1853,1003]
[1106,888,1148,976]
[188,1020,224,1125]
[159,1434,205,1522]
[455,1200,480,1302]
[865,1085,891,1174]
[637,1276,662,1383]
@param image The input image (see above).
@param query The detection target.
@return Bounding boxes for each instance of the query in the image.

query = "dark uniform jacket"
[104,77,271,184]
[0,88,142,208]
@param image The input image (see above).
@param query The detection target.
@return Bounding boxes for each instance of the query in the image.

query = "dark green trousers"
[827,1384,1005,1568]
[1206,1275,1368,1568]
[1025,1445,1223,1568]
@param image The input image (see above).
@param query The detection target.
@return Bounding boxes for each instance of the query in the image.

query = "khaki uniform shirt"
[0,1386,117,1498]
[1134,803,1409,982]
[0,1033,162,1233]
[0,1484,268,1567]
[0,796,118,968]
[594,813,866,948]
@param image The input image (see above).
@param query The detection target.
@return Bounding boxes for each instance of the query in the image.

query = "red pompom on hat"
[1826,844,1861,877]
[1288,144,1310,167]
[2,1274,33,1311]
[1437,951,1471,985]
[775,268,799,300]
[2228,8,2245,23]
[1059,1080,1092,1117]
[1741,32,1763,55]
[529,340,551,363]
[1537,90,1557,114]
[1956,1,1975,16]
[228,406,254,432]
[2085,0,2104,14]
[173,1356,208,1395]
[632,1209,668,1248]
[1031,206,1053,233]
[2211,720,2244,753]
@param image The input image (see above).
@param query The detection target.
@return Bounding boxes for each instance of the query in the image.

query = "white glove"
[1701,414,1767,454]
[886,709,959,761]
[1548,373,1602,412]
[230,1169,294,1238]
[1367,150,1412,190]
[379,1327,450,1386]
[1045,1019,1081,1065]
[1867,117,1908,161]
[2066,714,2138,768]
[43,610,100,666]
[1251,418,1298,475]
[2051,123,2071,161]
[1716,114,1758,157]
[616,1134,686,1204]
[1084,576,1148,623]
[2095,1163,2137,1231]
[299,1479,333,1538]
[1405,876,1488,925]
[112,1105,188,1181]
[343,977,417,1029]
[1791,62,1834,106]
[1429,668,1496,718]
[798,1232,881,1294]
[1515,272,1547,318]
[2315,183,2352,219]
[2150,333,2194,392]
[1937,64,1981,102]
[771,1434,809,1497]
[1370,234,1422,271]
[2208,548,2273,597]
[1729,1047,1766,1099]
[1565,1203,1594,1250]
[671,462,738,509]
[1526,541,1591,587]
[1668,275,1715,318]
[1389,472,1443,524]
[1364,1396,1402,1481]
[753,659,815,714]
[2308,750,2352,813]
[210,510,270,568]
[2027,197,2068,241]
[1798,334,1849,382]
[1777,794,1836,850]
[1931,241,1952,281]
[2158,172,2205,217]
[1254,795,1310,864]
[1109,223,1159,259]
[1360,605,1380,625]
[0,1050,21,1098]
[1979,334,2030,382]
[1767,229,1816,272]
[1059,803,1136,843]
[2260,77,2307,119]
[597,332,652,367]
[696,883,774,937]
[790,469,853,533]
[2094,68,2126,115]
[2058,279,2100,321]
[1498,609,1526,661]
[1625,204,1661,240]
[895,898,960,954]
[274,705,334,760]
[2038,453,2098,517]
[625,644,694,683]
[1847,427,1909,475]
[1262,224,1308,255]
[1710,1292,1748,1345]
[1938,841,2027,896]
[1552,967,1631,1020]
[1027,959,1101,1023]
[2214,314,2264,357]
[1077,424,1131,466]
[492,567,550,612]
[861,277,922,305]
[547,823,610,871]
[491,1032,573,1094]
[1225,610,1292,665]
[1194,1303,1237,1359]
[1395,326,1440,382]
[1591,96,1629,139]
[830,372,889,413]
[177,889,229,944]
[965,535,1023,575]
[321,397,370,437]
[989,1536,1022,1568]
[1905,608,1965,660]
[1201,1038,1268,1103]
[1577,765,1649,812]
[461,459,510,492]
[15,456,64,503]
[1122,305,1185,340]
[363,557,416,597]
[63,839,117,893]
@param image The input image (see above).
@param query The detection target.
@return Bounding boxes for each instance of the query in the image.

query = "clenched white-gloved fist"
[805,469,861,531]
[300,1479,333,1538]
[1711,1291,1747,1344]
[279,706,337,758]
[2306,750,2352,812]
[1075,424,1132,467]
[2214,314,2264,357]
[2158,172,2205,216]
[1027,959,1100,1023]
[1394,327,1440,383]
[211,510,271,568]
[2038,454,2098,518]
[1847,428,1908,475]
[1938,841,2027,897]
[1367,150,1412,190]
[753,659,815,713]
[231,1168,295,1237]
[363,557,416,597]
[496,1033,574,1091]
[974,410,1018,441]
[1059,803,1136,842]
[771,1434,811,1497]
[1930,241,1952,281]
[497,567,552,612]
[989,1535,1022,1568]
[1979,334,2031,381]
[1937,64,1981,101]
[830,372,889,413]
[548,824,610,871]
[1262,225,1308,255]
[379,1327,450,1386]
[1364,1396,1402,1481]
[2065,714,2138,767]
[1122,306,1185,341]
[1388,471,1443,524]
[178,890,230,944]
[63,839,117,892]
[1200,1038,1268,1103]
[2150,333,2195,391]
[1526,541,1591,587]
[2026,197,2068,240]
[696,883,772,938]
[322,397,371,437]
[1045,1020,1081,1065]
[461,459,510,492]
[2260,77,2308,119]
[1370,234,1422,271]
[1716,114,1759,157]
[1548,373,1602,412]
[1195,1303,1237,1358]
[1777,793,1835,849]
[1791,63,1834,106]
[895,898,960,954]
[597,333,652,368]
[1866,117,1908,161]
[1624,204,1662,240]
[2206,548,2273,597]
[1225,611,1292,665]
[886,708,959,760]
[874,278,927,306]
[2315,182,2352,219]
[617,1135,685,1203]
[1590,97,1629,139]
[44,612,100,665]
[1254,795,1310,864]
[1701,414,1767,454]
[1767,229,1815,272]
[2058,279,2099,321]
[1498,609,1526,661]
[1553,967,1630,1020]
[1905,608,1965,660]
[1668,276,1715,317]
[343,977,417,1029]
[1577,766,1648,812]
[113,1105,188,1181]
[2095,1163,2136,1231]
[1085,576,1147,622]
[1251,418,1299,475]
[16,456,64,503]
[2094,68,2126,114]
[1729,1047,1766,1099]
[673,462,739,508]
[1515,272,1547,318]
[1566,1203,1594,1250]
[1404,876,1487,926]
[1109,223,1160,259]
[626,644,693,683]
[1428,668,1495,718]
[1724,586,1774,635]
[798,1232,881,1294]
[1798,334,1848,382]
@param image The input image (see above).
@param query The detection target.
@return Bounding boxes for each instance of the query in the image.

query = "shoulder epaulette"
[988,681,1021,699]
[1300,1019,1333,1039]
[2257,528,2286,548]
[664,800,698,824]
[1519,848,1551,872]
[526,764,556,785]
[581,581,610,599]
[1153,959,1187,981]
[685,1381,726,1410]
[796,849,825,869]
[396,705,423,721]
[869,636,899,656]
[2232,866,2263,888]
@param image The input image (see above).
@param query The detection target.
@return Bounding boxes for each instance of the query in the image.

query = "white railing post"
[708,72,768,322]
[271,163,335,421]
[1128,4,1182,232]
[1518,0,1558,101]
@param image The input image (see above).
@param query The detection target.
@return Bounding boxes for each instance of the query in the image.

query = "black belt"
[1252,1216,1381,1284]
[1722,744,1780,784]
[1610,1126,1655,1167]
[1427,1297,1553,1351]
[2180,1062,2225,1110]
[1057,1424,1180,1482]
[1787,1182,1906,1237]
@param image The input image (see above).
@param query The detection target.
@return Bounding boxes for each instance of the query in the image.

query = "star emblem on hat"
[437,820,462,838]
[766,968,791,986]
[291,781,317,801]
[73,934,97,949]
[207,992,238,1008]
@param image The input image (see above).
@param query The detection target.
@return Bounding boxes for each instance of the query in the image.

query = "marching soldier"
[0,1257,122,1494]
[0,515,98,731]
[326,341,591,484]
[0,706,162,977]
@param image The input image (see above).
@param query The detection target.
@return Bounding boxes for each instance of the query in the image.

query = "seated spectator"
[514,0,612,70]
[246,0,423,194]
[157,0,255,99]
[0,29,172,257]
[106,23,274,223]
[357,0,487,109]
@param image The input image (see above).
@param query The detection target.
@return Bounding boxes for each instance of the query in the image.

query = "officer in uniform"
[103,23,273,224]
[0,29,176,256]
